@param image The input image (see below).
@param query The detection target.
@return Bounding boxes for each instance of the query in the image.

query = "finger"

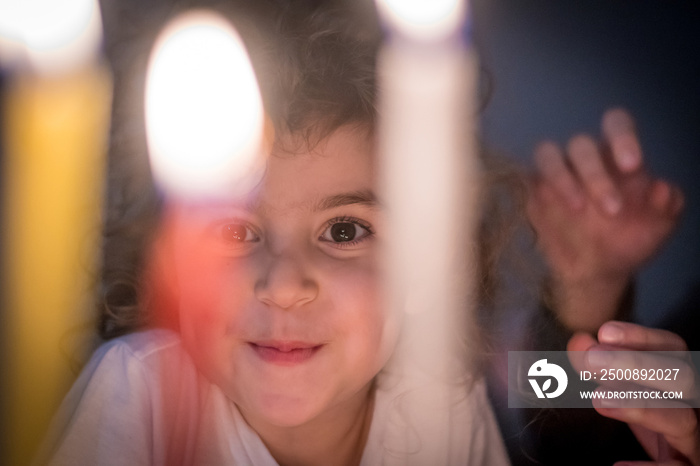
[568,332,597,352]
[669,184,685,216]
[628,425,670,461]
[567,332,597,372]
[650,180,685,217]
[568,134,622,215]
[534,140,585,210]
[585,348,696,394]
[598,321,689,351]
[595,405,699,463]
[526,178,557,230]
[650,180,672,211]
[602,108,643,174]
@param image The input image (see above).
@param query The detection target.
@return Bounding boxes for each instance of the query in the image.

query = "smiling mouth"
[249,342,323,366]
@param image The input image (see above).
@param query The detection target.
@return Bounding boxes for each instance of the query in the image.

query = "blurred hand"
[569,322,700,466]
[528,108,684,331]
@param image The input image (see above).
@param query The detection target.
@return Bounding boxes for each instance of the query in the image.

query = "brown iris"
[330,223,356,242]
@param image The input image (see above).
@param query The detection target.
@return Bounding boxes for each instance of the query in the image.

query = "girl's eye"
[319,219,373,246]
[219,222,260,244]
[203,219,260,257]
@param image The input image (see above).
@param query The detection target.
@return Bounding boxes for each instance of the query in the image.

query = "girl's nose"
[254,251,319,310]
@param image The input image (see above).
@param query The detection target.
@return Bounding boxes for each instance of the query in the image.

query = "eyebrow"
[314,190,378,212]
[243,189,380,216]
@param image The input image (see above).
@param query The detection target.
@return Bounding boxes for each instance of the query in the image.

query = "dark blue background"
[472,0,700,325]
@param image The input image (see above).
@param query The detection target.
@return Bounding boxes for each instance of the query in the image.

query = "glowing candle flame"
[0,0,102,74]
[375,0,465,41]
[145,10,265,200]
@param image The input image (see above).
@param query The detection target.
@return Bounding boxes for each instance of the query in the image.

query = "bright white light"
[0,0,102,73]
[376,0,465,41]
[145,10,265,200]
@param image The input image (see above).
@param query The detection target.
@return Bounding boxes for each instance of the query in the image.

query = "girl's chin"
[239,398,327,429]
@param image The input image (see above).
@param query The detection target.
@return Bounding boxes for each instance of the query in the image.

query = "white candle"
[145,10,266,201]
[0,1,111,463]
[376,0,480,461]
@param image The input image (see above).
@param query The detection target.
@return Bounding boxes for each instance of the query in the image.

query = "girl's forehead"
[179,126,378,220]
[257,127,377,211]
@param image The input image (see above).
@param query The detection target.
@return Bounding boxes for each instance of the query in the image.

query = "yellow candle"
[0,1,112,464]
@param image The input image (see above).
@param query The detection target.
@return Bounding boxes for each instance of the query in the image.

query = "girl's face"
[169,126,400,428]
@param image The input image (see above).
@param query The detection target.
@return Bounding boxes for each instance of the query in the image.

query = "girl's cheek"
[175,230,251,330]
[183,260,247,314]
[325,255,377,293]
[325,259,383,325]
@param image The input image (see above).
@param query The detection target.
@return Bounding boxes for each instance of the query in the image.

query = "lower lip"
[249,343,322,366]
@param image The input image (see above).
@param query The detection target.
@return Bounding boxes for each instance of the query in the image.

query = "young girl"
[38,5,509,465]
[39,2,700,465]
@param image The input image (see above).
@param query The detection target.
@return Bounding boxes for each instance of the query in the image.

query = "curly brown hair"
[98,1,529,343]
